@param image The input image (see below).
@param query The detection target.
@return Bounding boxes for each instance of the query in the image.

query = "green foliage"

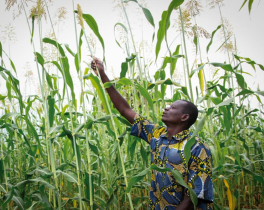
[0,1,263,210]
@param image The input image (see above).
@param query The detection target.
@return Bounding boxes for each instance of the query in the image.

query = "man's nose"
[164,106,169,111]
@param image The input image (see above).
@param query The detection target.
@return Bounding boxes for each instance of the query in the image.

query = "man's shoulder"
[152,125,166,138]
[190,136,212,157]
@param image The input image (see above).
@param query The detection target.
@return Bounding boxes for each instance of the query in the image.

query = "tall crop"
[0,0,263,209]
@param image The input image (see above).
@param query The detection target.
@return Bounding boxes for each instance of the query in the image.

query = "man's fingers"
[93,56,101,63]
[92,56,103,65]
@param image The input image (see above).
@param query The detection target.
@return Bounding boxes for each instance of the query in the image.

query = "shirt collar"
[160,129,190,141]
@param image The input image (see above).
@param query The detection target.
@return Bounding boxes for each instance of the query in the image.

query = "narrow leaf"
[207,25,221,53]
[83,14,105,61]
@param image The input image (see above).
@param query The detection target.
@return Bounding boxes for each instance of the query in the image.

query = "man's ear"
[181,114,189,122]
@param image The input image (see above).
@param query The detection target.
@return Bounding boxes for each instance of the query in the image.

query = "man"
[91,58,213,210]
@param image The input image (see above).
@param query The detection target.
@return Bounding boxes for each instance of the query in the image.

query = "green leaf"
[0,66,24,111]
[156,11,168,60]
[184,136,196,169]
[84,73,109,114]
[155,0,184,60]
[239,0,248,11]
[75,29,83,73]
[84,172,94,202]
[60,57,75,103]
[0,160,4,183]
[0,184,7,193]
[34,52,45,67]
[210,97,222,105]
[104,82,114,88]
[171,169,189,188]
[62,127,82,169]
[125,0,155,40]
[117,77,133,86]
[236,89,254,96]
[114,23,128,49]
[34,168,53,177]
[49,125,63,135]
[12,196,25,210]
[248,0,254,14]
[75,123,84,134]
[125,167,150,193]
[206,25,221,53]
[181,87,191,100]
[47,95,55,127]
[216,97,234,107]
[31,15,35,43]
[83,13,105,61]
[215,35,232,52]
[0,41,2,57]
[61,104,69,117]
[126,53,137,62]
[147,78,181,89]
[142,7,155,28]
[210,63,234,72]
[0,112,20,120]
[184,113,209,166]
[190,64,206,78]
[25,117,44,158]
[161,55,184,70]
[16,177,55,190]
[26,201,40,210]
[42,38,65,57]
[235,73,247,89]
[64,44,76,57]
[254,91,264,96]
[10,59,17,73]
[170,45,181,77]
[242,167,264,184]
[136,83,153,110]
[193,27,198,54]
[60,170,78,183]
[234,55,264,71]
[120,62,128,78]
[150,165,171,173]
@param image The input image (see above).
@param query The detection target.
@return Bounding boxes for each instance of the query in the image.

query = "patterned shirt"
[130,114,213,210]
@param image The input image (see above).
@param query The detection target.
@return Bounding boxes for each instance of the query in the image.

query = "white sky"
[0,0,263,108]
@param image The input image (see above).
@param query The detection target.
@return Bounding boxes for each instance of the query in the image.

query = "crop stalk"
[179,7,194,102]
[121,1,144,86]
[83,28,134,209]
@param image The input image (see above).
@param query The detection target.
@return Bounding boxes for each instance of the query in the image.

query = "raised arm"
[91,57,136,124]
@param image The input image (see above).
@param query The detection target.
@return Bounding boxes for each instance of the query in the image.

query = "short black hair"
[180,100,198,128]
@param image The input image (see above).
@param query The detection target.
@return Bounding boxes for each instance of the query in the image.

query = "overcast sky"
[0,0,263,107]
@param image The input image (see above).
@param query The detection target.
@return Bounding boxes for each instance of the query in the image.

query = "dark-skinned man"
[91,57,213,210]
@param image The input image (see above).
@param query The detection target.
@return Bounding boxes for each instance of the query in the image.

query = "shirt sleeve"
[130,113,158,144]
[187,139,214,203]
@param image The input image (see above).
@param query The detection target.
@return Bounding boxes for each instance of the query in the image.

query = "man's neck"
[166,125,187,140]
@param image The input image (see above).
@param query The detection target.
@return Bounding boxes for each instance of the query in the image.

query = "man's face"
[161,100,187,125]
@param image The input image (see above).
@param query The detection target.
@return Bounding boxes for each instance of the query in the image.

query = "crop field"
[0,0,263,209]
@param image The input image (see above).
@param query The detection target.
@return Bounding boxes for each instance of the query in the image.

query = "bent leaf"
[84,73,109,114]
[83,13,105,61]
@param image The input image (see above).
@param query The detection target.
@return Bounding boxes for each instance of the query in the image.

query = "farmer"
[91,57,213,210]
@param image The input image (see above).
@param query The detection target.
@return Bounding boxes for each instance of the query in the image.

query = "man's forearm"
[99,72,135,123]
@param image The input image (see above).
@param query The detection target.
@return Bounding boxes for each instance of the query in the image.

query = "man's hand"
[91,57,104,76]
[177,196,194,210]
[89,57,136,123]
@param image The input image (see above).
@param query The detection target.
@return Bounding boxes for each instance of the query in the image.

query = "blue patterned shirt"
[130,114,213,210]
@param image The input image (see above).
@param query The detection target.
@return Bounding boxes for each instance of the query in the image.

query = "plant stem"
[83,30,134,210]
[179,7,194,102]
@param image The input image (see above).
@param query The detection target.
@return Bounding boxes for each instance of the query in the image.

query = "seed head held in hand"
[91,57,104,76]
